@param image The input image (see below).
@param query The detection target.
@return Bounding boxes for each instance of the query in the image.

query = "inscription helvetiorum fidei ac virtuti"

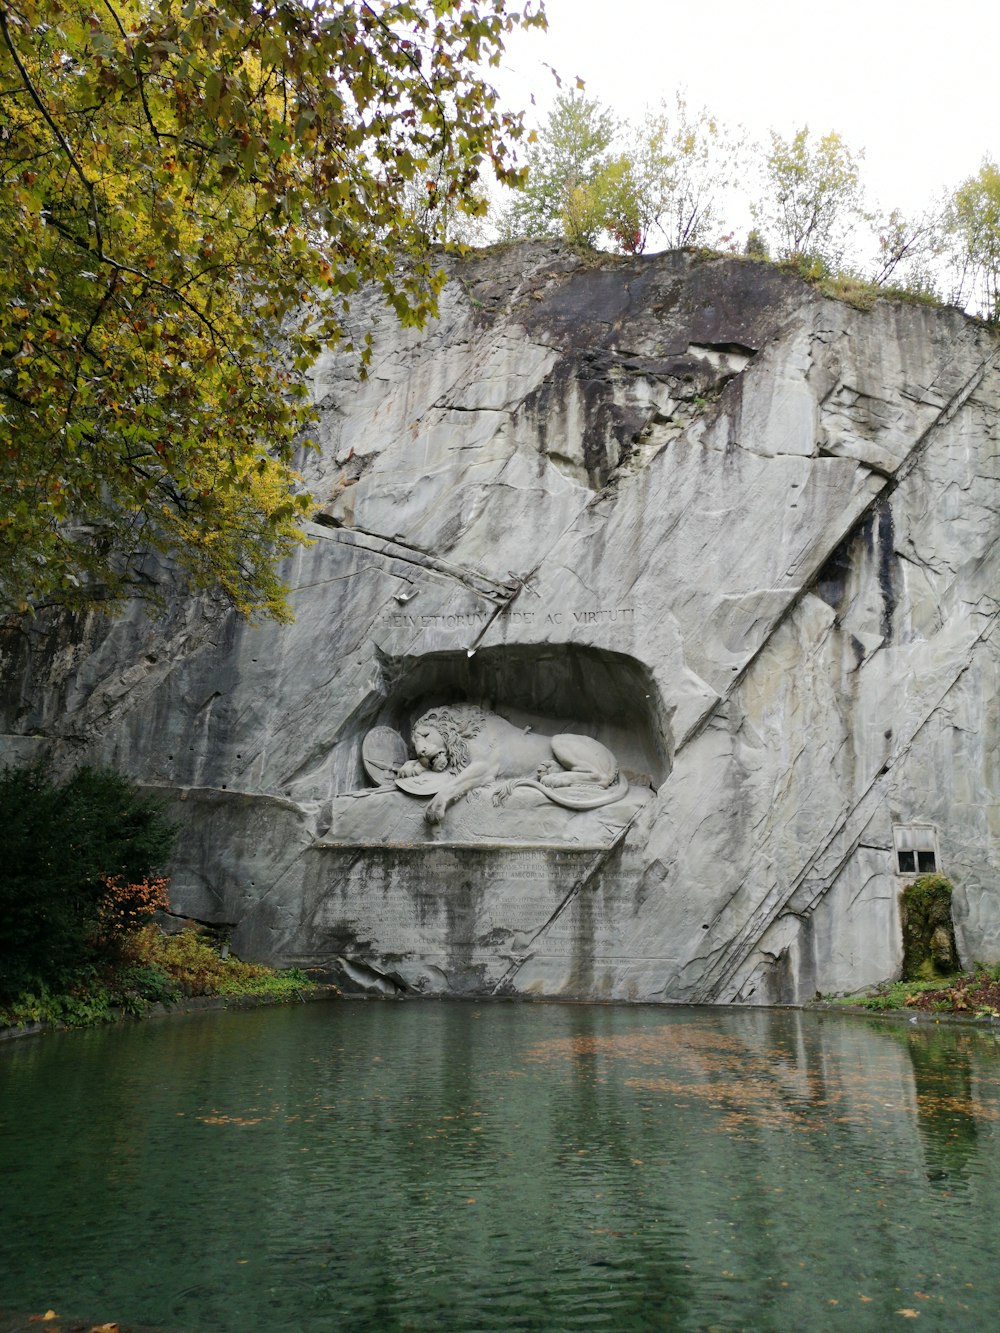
[1,241,998,1002]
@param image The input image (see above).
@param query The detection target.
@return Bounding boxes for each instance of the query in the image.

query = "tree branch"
[101,0,162,145]
[0,6,104,253]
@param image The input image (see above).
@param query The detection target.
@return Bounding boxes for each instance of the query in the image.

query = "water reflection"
[2,1003,1000,1331]
[903,1026,979,1186]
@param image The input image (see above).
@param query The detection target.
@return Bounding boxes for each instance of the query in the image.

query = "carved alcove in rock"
[317,642,669,851]
[303,641,666,993]
[371,642,669,785]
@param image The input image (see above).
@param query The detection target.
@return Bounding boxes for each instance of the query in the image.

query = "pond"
[2,1001,1000,1332]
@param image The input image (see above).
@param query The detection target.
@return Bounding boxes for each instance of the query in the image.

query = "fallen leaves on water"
[521,1022,1000,1136]
[29,1315,122,1332]
[896,1310,920,1318]
[196,1115,268,1126]
[525,1028,746,1067]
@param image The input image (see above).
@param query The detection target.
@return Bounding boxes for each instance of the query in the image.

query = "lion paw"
[425,795,446,825]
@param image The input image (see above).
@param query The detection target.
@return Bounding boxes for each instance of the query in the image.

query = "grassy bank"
[830,962,1000,1018]
[0,926,323,1032]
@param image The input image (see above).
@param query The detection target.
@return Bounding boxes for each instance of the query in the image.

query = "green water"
[2,1002,1000,1332]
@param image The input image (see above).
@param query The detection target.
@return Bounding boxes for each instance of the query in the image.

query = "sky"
[493,0,999,221]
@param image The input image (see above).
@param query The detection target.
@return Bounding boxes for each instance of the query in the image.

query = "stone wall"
[2,242,998,1003]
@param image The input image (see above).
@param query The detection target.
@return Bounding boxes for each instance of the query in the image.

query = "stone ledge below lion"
[316,780,653,848]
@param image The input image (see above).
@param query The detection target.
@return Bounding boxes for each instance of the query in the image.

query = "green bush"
[7,985,109,1027]
[111,961,182,1007]
[0,762,176,1001]
[0,927,318,1030]
[129,927,314,999]
[848,977,958,1011]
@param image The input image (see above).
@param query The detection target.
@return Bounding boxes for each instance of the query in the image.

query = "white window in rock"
[893,824,940,876]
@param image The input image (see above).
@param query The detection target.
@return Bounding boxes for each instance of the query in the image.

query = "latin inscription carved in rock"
[375,605,638,630]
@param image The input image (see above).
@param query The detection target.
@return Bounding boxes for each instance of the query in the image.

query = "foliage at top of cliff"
[499,91,1000,326]
[0,0,544,620]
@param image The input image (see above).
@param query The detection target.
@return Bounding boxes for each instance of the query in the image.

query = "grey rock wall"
[2,242,998,1003]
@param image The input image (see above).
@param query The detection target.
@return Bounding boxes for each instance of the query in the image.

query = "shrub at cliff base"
[0,763,176,1001]
[0,924,320,1029]
[126,926,316,1001]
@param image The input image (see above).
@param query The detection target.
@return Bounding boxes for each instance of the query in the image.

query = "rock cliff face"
[2,242,998,1003]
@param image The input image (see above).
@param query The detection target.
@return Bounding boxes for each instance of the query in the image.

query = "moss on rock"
[901,874,960,981]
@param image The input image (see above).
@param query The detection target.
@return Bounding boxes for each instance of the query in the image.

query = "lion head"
[411,704,485,774]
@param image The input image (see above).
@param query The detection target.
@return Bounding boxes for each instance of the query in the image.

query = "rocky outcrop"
[2,242,998,1003]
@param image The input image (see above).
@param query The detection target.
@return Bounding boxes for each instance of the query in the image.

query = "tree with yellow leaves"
[946,160,1000,320]
[753,126,867,271]
[0,0,544,619]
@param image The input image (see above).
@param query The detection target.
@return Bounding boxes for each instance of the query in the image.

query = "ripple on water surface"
[3,1001,1000,1332]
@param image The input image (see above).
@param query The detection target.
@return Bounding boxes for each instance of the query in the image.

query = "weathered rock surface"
[2,243,998,1003]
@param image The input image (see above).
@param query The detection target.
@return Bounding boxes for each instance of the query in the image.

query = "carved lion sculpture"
[395,704,628,825]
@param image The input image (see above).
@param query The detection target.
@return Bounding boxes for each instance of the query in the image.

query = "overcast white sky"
[494,0,999,220]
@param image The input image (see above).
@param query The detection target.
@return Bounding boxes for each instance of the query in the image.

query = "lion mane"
[414,704,485,773]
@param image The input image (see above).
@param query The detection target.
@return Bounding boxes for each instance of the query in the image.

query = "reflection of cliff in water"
[904,1028,977,1186]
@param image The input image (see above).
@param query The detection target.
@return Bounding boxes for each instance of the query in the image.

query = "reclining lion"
[395,704,628,825]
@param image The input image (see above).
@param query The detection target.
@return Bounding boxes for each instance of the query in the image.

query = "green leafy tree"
[631,95,741,252]
[754,127,868,268]
[744,228,769,259]
[596,154,645,254]
[505,91,742,256]
[0,763,176,999]
[945,160,1000,319]
[501,90,616,245]
[400,150,496,248]
[869,204,943,293]
[0,0,544,620]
